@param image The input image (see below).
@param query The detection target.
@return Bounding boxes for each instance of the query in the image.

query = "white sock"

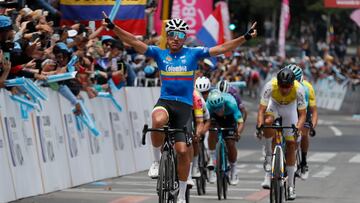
[187,163,193,181]
[179,181,187,199]
[192,155,199,168]
[265,138,272,156]
[287,166,295,187]
[153,146,161,162]
[209,150,216,161]
[230,160,237,175]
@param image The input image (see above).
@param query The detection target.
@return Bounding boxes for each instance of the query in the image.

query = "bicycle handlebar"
[142,124,188,145]
[256,124,299,135]
[209,127,236,132]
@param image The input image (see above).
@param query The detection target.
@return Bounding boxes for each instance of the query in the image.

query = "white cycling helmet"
[216,80,230,93]
[195,76,211,92]
[165,18,189,33]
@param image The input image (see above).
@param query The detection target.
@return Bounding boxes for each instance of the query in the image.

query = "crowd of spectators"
[0,5,359,108]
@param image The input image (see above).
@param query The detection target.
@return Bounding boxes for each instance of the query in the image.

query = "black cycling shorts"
[153,99,193,143]
[211,114,236,137]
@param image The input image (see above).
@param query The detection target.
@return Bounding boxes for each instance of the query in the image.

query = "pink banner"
[278,0,290,58]
[351,9,360,27]
[153,0,213,37]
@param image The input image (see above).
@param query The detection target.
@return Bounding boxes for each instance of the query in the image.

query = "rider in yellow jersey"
[256,67,307,200]
[289,64,318,180]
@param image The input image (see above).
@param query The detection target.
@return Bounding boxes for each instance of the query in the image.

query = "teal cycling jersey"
[145,46,210,105]
[206,92,244,123]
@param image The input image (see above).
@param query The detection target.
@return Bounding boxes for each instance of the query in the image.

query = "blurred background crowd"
[0,0,359,102]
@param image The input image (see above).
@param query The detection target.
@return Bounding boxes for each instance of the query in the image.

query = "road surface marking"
[349,154,360,163]
[244,189,269,201]
[312,166,336,178]
[308,152,336,163]
[329,126,342,136]
[110,196,153,203]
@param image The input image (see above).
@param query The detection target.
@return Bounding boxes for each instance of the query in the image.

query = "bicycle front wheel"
[157,151,168,203]
[270,147,285,203]
[216,142,223,200]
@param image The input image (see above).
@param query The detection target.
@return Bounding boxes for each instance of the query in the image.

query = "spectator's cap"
[203,58,214,68]
[0,15,13,31]
[101,35,115,43]
[67,29,78,38]
[233,52,241,57]
[55,42,71,53]
[66,38,74,44]
[144,65,155,75]
[134,54,145,61]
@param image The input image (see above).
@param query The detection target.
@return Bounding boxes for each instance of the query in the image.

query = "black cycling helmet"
[277,68,295,86]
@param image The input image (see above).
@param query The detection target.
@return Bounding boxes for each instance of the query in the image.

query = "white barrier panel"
[125,87,153,171]
[58,95,93,187]
[0,91,17,203]
[110,89,136,176]
[151,87,161,105]
[1,91,43,199]
[82,94,117,180]
[314,79,347,111]
[33,88,71,193]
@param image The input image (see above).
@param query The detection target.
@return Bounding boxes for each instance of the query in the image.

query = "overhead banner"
[1,91,43,199]
[81,94,117,181]
[324,0,360,8]
[59,95,93,187]
[154,0,213,37]
[278,0,290,58]
[0,91,17,203]
[33,89,71,193]
[109,90,136,176]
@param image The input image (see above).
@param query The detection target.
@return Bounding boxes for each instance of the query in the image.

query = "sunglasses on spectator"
[167,31,186,39]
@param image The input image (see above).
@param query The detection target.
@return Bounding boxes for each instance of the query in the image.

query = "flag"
[60,0,146,35]
[278,0,290,58]
[159,0,174,49]
[196,5,225,47]
[351,9,360,27]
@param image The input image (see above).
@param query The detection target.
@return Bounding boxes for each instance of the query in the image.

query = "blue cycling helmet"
[286,64,303,82]
[207,90,224,109]
[0,15,12,31]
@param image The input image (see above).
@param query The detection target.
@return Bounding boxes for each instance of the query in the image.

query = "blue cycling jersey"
[145,46,210,106]
[206,92,244,123]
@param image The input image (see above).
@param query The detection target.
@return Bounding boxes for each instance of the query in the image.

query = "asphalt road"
[12,98,360,203]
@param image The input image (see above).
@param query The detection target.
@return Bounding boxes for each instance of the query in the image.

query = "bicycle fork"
[271,145,285,183]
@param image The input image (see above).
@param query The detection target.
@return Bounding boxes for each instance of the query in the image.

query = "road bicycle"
[208,127,236,200]
[142,125,191,203]
[257,118,299,203]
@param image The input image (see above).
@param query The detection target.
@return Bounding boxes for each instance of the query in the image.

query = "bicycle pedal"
[170,188,179,197]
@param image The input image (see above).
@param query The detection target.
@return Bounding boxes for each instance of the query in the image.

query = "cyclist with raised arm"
[206,90,245,185]
[289,64,318,180]
[256,68,307,200]
[217,80,248,122]
[102,14,256,202]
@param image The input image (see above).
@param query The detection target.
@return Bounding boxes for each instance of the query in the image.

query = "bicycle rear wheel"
[216,142,223,200]
[270,147,285,203]
[196,142,207,195]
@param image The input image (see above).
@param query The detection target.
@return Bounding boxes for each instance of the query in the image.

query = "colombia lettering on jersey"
[145,46,210,105]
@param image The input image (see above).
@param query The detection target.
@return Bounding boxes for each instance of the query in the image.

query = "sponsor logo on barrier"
[64,114,79,158]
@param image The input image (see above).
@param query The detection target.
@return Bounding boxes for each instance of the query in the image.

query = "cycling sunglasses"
[279,84,293,89]
[167,31,186,40]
